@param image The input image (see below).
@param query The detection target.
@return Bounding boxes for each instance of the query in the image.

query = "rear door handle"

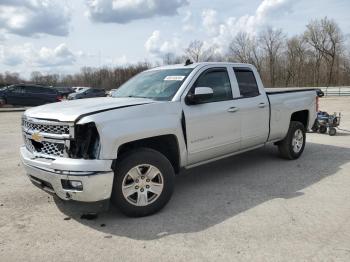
[258,103,267,108]
[227,107,239,113]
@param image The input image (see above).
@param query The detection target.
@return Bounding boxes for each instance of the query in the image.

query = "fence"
[319,86,350,96]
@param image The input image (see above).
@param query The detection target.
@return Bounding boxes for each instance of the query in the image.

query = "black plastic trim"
[266,94,272,141]
[181,111,187,147]
[266,89,317,95]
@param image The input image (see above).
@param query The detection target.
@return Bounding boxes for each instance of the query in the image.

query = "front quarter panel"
[78,102,187,166]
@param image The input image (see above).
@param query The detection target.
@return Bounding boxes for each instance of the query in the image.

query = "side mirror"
[186,87,213,105]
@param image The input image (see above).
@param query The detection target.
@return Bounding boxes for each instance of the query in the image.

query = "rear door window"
[233,68,260,98]
[11,86,25,93]
[25,86,41,94]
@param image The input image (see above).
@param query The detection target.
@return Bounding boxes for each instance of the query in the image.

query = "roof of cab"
[147,62,255,71]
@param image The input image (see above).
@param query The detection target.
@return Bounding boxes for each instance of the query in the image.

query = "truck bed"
[265,88,317,142]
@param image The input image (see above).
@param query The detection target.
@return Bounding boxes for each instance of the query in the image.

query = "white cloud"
[0,43,31,66]
[145,30,180,57]
[182,10,194,32]
[0,31,7,42]
[0,0,71,37]
[201,0,296,53]
[143,0,297,59]
[104,55,129,66]
[86,0,189,23]
[35,44,76,67]
[0,43,77,68]
[201,9,219,35]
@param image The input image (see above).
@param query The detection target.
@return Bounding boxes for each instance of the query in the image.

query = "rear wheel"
[111,148,175,217]
[278,121,306,160]
[319,125,327,134]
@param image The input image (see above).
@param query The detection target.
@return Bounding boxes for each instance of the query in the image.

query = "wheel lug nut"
[146,185,150,189]
[135,179,139,183]
[141,176,145,180]
[146,179,150,182]
[140,188,144,192]
[135,186,139,189]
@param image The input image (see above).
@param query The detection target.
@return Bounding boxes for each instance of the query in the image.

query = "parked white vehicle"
[20,62,318,217]
[107,89,117,97]
[72,86,90,93]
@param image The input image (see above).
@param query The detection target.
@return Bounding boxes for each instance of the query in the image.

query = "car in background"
[52,87,75,99]
[0,84,62,106]
[106,89,117,97]
[67,88,106,100]
[72,87,91,93]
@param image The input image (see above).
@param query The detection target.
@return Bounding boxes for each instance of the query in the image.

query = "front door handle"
[258,103,267,108]
[227,107,239,113]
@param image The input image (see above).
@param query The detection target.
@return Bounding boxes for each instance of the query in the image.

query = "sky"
[0,0,349,78]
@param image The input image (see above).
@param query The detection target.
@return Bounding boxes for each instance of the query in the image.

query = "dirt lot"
[1,97,350,261]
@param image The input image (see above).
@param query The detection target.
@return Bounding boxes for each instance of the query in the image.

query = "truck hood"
[24,97,155,122]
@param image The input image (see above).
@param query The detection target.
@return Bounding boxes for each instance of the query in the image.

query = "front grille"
[23,136,64,157]
[24,135,35,152]
[22,119,69,135]
[39,141,64,157]
[22,117,72,158]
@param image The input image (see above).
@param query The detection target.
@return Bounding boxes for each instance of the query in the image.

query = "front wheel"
[278,121,306,160]
[111,148,175,217]
[329,127,337,136]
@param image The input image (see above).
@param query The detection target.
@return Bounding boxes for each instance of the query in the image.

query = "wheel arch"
[115,134,181,174]
[290,110,309,128]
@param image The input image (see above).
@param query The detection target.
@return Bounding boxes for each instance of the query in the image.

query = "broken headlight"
[69,122,101,159]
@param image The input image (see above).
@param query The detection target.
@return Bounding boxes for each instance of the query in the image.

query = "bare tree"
[185,40,215,62]
[285,36,307,86]
[305,17,344,86]
[260,27,285,87]
[229,32,251,63]
[4,72,21,85]
[228,32,263,72]
[162,53,184,65]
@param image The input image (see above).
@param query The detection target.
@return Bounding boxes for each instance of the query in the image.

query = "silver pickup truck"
[20,62,318,217]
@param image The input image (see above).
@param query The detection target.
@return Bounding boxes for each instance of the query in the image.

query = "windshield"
[112,68,193,101]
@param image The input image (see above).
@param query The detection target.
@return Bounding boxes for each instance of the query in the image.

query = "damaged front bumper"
[20,146,114,202]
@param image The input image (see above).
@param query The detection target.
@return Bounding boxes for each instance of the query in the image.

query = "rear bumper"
[20,146,114,202]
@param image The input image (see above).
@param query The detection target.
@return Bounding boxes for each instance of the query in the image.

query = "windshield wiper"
[113,95,152,99]
[126,95,150,98]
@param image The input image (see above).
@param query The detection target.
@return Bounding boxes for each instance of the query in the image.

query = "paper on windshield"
[164,76,186,81]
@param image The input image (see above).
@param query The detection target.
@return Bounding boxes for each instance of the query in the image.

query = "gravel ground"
[0,97,350,262]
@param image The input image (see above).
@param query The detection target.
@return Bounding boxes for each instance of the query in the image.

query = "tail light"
[56,95,63,101]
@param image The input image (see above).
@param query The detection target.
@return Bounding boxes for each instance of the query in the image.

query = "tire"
[278,121,306,160]
[329,127,337,136]
[311,119,319,132]
[319,125,327,134]
[311,125,319,133]
[111,148,175,217]
[0,97,6,107]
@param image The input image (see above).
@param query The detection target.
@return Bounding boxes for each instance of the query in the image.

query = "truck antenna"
[185,59,193,66]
